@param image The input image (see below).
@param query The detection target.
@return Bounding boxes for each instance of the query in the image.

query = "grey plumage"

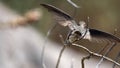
[40,4,120,43]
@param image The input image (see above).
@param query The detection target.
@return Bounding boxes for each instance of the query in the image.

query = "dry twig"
[81,54,91,68]
[56,35,67,68]
[72,43,120,67]
[56,45,67,68]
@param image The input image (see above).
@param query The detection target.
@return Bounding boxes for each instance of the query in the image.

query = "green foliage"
[1,0,39,13]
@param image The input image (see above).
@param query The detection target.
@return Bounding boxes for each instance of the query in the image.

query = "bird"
[40,4,120,67]
[40,4,120,43]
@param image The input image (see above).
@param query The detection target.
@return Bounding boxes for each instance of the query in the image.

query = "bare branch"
[81,55,91,68]
[56,35,67,68]
[96,42,116,68]
[41,23,57,68]
[56,45,66,68]
[113,51,120,68]
[72,43,120,67]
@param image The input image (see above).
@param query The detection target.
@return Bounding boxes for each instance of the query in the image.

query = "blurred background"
[0,0,120,68]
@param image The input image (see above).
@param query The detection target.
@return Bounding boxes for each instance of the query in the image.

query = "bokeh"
[0,0,120,68]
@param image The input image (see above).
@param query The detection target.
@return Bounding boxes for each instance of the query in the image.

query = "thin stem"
[96,42,116,68]
[113,52,120,68]
[56,44,67,68]
[56,34,68,68]
[72,43,120,67]
[81,54,91,68]
[41,23,57,68]
[97,42,109,54]
[65,30,73,44]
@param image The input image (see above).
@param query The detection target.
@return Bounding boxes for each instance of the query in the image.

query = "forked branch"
[72,43,120,67]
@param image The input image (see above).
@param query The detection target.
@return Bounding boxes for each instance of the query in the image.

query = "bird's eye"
[74,31,82,36]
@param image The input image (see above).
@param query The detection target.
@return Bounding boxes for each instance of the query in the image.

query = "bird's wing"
[40,4,77,30]
[89,29,120,43]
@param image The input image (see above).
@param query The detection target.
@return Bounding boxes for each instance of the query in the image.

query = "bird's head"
[78,21,87,29]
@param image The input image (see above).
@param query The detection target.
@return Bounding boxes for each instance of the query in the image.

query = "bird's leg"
[96,42,116,68]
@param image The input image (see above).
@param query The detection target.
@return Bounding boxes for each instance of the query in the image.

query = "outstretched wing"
[89,29,120,43]
[40,4,77,30]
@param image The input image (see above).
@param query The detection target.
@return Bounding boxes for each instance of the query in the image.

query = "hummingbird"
[40,4,120,67]
[40,4,120,43]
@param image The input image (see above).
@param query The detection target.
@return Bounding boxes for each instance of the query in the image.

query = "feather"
[40,4,77,30]
[41,4,120,43]
[89,29,120,43]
